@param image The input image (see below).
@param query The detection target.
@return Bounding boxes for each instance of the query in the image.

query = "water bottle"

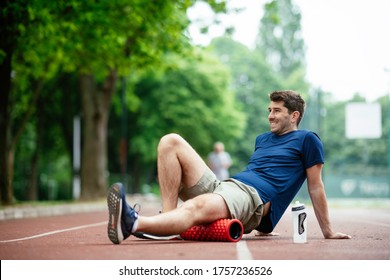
[292,201,307,243]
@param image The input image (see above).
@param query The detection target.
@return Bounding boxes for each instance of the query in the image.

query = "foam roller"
[180,219,243,242]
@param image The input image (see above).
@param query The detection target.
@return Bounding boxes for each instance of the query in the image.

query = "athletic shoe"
[107,182,139,244]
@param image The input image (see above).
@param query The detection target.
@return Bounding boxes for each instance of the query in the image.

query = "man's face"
[268,101,296,135]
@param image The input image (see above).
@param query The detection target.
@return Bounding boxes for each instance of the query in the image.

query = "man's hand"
[254,231,280,237]
[324,231,352,239]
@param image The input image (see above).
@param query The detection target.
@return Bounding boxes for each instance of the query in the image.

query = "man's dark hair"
[269,90,306,125]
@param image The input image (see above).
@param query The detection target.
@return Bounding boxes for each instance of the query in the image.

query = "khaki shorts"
[179,168,264,233]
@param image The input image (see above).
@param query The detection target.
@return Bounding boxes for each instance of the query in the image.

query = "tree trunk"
[0,60,13,205]
[79,71,117,200]
[28,141,39,201]
[0,1,15,205]
[27,98,44,201]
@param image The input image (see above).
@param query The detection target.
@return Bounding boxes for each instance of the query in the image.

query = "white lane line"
[236,240,253,260]
[0,221,106,243]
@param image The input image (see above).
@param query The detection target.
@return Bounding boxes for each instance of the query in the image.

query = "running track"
[1,196,389,260]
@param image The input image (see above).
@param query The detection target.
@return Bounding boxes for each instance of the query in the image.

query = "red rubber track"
[0,199,389,260]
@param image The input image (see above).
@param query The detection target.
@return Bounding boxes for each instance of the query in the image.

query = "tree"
[209,37,283,171]
[256,0,306,79]
[0,0,65,204]
[125,50,246,190]
[209,1,309,169]
[61,1,229,199]
[0,0,19,204]
[1,0,231,204]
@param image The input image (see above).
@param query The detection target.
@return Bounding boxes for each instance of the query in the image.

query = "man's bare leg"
[157,133,208,212]
[107,134,231,243]
[136,193,230,236]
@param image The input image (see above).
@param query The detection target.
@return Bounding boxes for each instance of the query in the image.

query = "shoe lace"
[133,203,141,214]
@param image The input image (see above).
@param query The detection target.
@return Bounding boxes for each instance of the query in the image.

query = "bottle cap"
[292,201,305,211]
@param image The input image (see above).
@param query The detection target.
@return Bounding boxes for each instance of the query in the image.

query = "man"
[207,141,232,180]
[107,90,351,244]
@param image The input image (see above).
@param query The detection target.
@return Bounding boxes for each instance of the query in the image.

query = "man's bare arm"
[306,164,351,239]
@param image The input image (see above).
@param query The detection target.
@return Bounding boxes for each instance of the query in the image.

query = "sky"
[187,0,390,102]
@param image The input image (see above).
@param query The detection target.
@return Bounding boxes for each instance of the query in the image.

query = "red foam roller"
[180,219,243,242]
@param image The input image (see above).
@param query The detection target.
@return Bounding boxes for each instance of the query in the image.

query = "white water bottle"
[292,201,307,243]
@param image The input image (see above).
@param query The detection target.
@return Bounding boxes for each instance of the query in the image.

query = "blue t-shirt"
[232,130,324,232]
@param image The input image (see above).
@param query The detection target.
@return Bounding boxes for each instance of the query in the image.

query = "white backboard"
[345,103,382,139]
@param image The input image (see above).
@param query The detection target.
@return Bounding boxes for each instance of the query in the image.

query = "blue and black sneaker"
[107,182,139,244]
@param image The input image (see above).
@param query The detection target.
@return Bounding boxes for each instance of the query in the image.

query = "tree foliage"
[118,50,246,190]
[1,0,231,203]
[256,0,306,78]
[209,37,282,171]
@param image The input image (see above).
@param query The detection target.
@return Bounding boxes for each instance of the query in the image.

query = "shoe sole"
[107,183,124,244]
[133,232,181,240]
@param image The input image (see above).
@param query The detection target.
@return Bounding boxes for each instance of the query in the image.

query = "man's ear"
[291,111,300,123]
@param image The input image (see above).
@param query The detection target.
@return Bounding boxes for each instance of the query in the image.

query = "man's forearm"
[309,186,333,238]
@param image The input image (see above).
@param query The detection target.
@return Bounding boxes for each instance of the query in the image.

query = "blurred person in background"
[207,142,232,181]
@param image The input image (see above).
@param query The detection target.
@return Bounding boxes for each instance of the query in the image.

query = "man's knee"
[181,194,228,224]
[181,198,204,222]
[158,133,184,152]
